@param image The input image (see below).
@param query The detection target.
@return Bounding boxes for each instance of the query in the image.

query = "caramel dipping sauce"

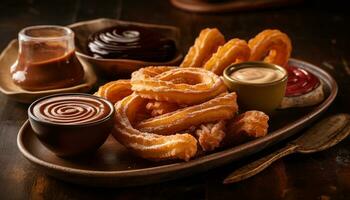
[87,24,177,62]
[11,26,84,91]
[230,67,285,84]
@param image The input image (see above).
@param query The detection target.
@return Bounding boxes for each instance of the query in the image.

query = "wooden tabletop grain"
[0,0,349,199]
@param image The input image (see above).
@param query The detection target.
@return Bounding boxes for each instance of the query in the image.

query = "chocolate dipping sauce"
[31,95,112,125]
[87,25,177,62]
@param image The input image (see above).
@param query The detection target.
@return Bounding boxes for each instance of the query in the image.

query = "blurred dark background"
[1,0,348,113]
[0,0,349,55]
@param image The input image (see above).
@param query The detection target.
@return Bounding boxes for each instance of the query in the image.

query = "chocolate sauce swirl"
[32,95,112,125]
[87,25,177,62]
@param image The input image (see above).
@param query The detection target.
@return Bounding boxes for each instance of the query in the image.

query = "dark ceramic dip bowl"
[69,18,182,78]
[28,93,114,157]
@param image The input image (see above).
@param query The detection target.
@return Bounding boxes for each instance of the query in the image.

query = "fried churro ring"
[131,66,227,105]
[248,29,292,67]
[136,93,238,135]
[204,39,250,75]
[95,80,132,104]
[112,94,198,161]
[180,28,225,68]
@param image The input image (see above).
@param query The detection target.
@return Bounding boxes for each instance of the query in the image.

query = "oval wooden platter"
[17,59,337,187]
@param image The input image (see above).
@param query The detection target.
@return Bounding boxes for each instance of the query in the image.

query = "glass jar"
[11,25,84,91]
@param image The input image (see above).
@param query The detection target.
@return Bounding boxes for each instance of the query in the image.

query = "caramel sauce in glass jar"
[11,25,84,91]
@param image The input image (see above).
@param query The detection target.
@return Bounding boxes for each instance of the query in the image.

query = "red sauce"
[285,65,320,97]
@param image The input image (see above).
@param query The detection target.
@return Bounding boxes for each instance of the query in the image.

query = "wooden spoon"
[224,113,350,184]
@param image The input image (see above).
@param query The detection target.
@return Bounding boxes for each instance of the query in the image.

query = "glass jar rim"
[19,25,73,41]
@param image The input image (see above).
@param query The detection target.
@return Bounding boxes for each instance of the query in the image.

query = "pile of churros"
[94,28,292,161]
[181,28,291,75]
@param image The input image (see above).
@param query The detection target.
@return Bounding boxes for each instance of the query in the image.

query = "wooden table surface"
[0,0,350,199]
